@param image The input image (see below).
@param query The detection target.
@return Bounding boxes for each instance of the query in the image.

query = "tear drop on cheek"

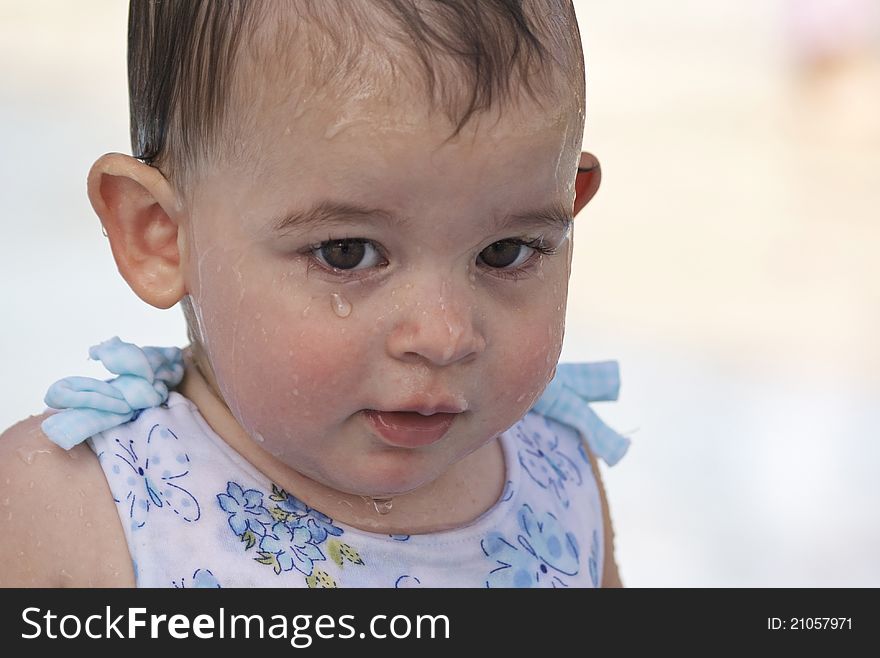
[330,292,352,318]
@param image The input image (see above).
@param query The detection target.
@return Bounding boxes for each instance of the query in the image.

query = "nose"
[386,276,487,366]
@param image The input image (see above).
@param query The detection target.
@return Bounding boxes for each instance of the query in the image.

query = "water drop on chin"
[330,292,352,318]
[363,496,393,515]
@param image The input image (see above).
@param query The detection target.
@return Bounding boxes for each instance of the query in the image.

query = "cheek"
[248,315,368,419]
[188,248,373,430]
[487,280,568,414]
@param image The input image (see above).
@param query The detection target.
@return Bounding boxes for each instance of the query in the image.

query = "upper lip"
[368,401,467,416]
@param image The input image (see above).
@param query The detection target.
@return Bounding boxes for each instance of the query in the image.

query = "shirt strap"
[41,336,184,450]
[530,361,630,466]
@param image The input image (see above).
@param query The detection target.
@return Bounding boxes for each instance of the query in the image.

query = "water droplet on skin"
[330,292,352,318]
[302,304,311,318]
[16,447,52,465]
[363,496,393,515]
[324,119,348,139]
[253,432,265,444]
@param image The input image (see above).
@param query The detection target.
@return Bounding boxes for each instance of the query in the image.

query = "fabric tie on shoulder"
[41,336,184,450]
[531,361,630,466]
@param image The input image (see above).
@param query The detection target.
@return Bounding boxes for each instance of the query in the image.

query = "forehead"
[227,1,581,155]
[194,4,584,224]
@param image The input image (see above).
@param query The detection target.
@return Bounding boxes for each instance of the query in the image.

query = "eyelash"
[301,236,560,282]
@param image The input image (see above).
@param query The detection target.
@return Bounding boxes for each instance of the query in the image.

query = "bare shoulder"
[0,412,135,587]
[581,441,624,588]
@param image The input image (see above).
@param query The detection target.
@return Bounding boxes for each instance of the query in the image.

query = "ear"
[87,153,186,309]
[573,151,601,217]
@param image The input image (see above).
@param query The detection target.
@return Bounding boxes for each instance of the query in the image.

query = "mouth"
[363,409,460,448]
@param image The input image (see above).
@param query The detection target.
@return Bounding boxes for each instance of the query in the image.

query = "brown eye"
[479,241,528,269]
[316,239,371,270]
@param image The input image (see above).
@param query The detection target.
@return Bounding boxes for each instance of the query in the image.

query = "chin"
[335,457,443,499]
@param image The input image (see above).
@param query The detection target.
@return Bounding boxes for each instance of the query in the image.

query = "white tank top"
[87,390,614,588]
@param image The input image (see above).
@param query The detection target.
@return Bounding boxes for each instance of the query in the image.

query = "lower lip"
[364,410,458,448]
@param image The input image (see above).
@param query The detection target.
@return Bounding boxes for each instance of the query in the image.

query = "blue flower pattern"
[277,493,344,544]
[217,482,359,583]
[259,522,326,575]
[516,416,583,509]
[482,503,580,588]
[99,422,200,530]
[217,482,274,538]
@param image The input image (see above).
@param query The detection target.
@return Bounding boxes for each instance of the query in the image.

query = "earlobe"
[87,153,186,310]
[573,151,601,217]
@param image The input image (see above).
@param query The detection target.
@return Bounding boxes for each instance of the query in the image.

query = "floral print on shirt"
[99,421,200,531]
[481,503,580,588]
[515,418,583,509]
[218,482,365,587]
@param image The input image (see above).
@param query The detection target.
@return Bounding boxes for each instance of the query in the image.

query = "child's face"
[179,77,582,499]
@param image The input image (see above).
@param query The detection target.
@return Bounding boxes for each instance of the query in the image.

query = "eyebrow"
[269,200,573,236]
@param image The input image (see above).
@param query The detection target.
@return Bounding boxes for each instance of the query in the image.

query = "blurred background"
[1,1,878,586]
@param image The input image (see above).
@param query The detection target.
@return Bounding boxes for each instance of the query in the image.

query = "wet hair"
[128,0,585,190]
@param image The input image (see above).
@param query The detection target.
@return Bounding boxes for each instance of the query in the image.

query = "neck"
[175,346,506,535]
